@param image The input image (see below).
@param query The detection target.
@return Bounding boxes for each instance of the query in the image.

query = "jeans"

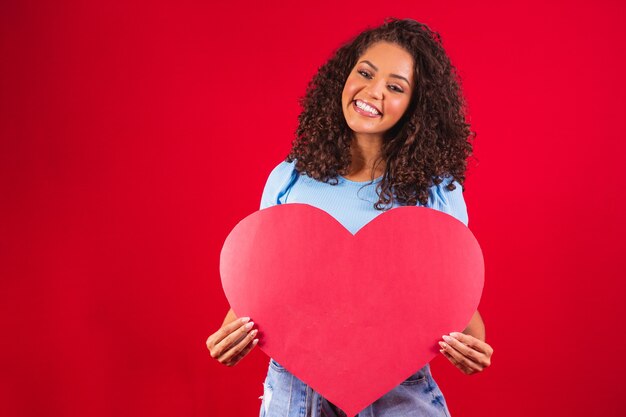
[258,358,452,417]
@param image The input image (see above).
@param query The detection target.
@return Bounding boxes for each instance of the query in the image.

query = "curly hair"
[286,17,475,210]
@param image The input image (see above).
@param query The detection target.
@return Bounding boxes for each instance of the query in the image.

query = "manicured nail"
[252,339,259,345]
[442,335,452,342]
[439,349,445,354]
[250,329,258,336]
[241,317,251,323]
[245,321,254,330]
[439,341,447,348]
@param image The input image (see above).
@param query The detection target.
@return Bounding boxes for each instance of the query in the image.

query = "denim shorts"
[258,358,452,417]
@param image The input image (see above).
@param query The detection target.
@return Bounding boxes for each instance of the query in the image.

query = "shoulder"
[264,159,297,186]
[425,175,469,227]
[260,159,299,210]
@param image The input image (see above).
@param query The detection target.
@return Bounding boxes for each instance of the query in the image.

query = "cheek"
[341,86,350,107]
[342,77,361,99]
[341,83,354,105]
[387,98,411,118]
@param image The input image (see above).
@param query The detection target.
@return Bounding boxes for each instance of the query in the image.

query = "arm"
[462,310,485,342]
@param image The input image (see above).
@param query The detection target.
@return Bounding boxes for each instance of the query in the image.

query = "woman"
[207,17,494,417]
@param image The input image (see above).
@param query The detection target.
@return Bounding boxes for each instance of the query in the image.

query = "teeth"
[356,100,380,115]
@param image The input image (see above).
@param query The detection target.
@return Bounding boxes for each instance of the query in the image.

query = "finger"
[442,335,489,368]
[439,344,477,374]
[439,348,473,374]
[227,336,259,366]
[208,317,251,347]
[208,320,254,359]
[220,327,259,364]
[449,332,494,357]
[438,340,465,368]
[439,339,483,373]
[448,333,493,368]
[439,348,471,374]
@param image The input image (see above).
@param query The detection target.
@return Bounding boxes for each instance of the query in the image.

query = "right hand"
[206,316,259,367]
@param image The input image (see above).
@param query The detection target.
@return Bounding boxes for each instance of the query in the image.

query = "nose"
[365,79,385,100]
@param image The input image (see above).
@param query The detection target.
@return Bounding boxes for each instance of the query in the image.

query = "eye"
[358,70,404,93]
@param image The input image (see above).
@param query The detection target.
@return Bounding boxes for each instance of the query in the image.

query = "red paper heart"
[220,203,483,417]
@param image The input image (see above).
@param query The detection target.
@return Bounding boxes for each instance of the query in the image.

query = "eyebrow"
[359,60,411,87]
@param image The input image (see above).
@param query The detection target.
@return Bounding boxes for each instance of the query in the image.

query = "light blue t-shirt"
[260,160,468,234]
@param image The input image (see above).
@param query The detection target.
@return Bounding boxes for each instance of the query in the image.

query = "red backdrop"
[1,1,625,416]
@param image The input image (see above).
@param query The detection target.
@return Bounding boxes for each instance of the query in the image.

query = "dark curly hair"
[286,17,475,209]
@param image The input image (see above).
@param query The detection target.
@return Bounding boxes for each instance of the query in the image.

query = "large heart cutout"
[220,203,484,417]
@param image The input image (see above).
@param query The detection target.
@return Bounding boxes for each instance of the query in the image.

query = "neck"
[347,133,385,178]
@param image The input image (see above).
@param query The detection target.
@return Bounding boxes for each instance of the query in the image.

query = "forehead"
[357,41,414,80]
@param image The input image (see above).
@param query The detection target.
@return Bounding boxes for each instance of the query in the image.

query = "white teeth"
[356,100,380,115]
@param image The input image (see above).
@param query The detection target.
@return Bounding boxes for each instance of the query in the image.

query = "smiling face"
[341,41,415,141]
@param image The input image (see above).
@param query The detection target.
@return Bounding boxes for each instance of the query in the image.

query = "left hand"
[438,332,493,375]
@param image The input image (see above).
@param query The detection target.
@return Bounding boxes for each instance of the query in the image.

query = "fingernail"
[251,329,258,336]
[449,332,460,337]
[442,335,452,342]
[252,339,259,345]
[241,317,251,323]
[439,341,447,348]
[439,349,445,354]
[245,321,254,330]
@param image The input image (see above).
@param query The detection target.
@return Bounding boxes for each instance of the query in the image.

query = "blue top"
[260,160,468,234]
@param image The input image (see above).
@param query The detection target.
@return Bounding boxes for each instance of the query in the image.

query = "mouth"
[352,99,382,118]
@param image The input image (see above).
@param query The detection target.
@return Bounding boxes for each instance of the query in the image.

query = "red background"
[1,1,625,416]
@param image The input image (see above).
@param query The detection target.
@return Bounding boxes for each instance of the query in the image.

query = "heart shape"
[220,203,484,417]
